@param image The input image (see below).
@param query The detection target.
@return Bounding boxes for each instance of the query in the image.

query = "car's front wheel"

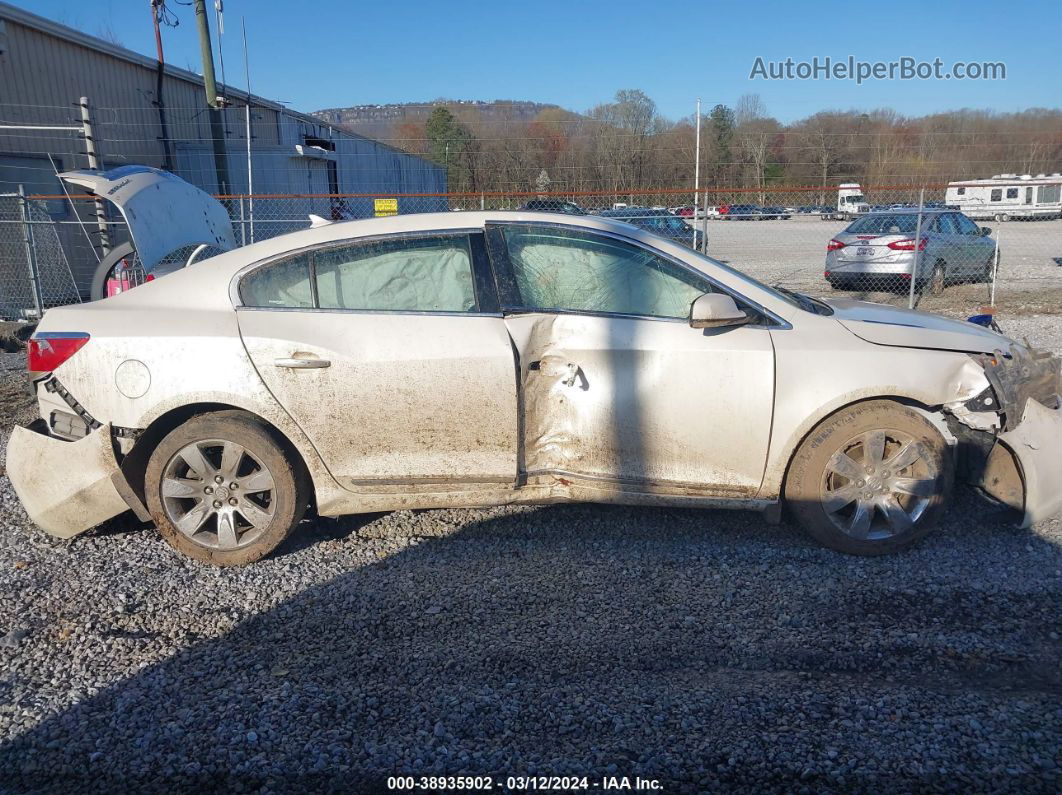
[784,400,952,555]
[144,411,309,565]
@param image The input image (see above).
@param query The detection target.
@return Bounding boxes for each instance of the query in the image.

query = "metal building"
[0,1,446,298]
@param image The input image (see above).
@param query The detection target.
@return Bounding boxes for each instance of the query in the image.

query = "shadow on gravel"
[1,493,1060,792]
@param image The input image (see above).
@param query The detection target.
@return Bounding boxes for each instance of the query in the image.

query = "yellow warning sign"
[374,198,398,217]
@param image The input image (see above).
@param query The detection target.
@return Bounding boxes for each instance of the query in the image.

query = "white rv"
[945,174,1062,221]
[823,183,869,220]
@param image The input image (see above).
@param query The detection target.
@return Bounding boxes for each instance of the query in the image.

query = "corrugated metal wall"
[0,5,446,294]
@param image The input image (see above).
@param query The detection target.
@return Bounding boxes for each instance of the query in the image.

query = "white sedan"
[8,212,1062,565]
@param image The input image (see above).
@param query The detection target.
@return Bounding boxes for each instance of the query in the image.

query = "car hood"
[824,298,1011,354]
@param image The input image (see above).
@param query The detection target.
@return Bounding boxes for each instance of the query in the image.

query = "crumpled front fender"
[998,398,1062,528]
[6,423,131,538]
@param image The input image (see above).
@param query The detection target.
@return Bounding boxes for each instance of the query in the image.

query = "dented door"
[504,313,774,494]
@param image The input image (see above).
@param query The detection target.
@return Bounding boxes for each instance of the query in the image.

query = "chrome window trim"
[235,305,504,319]
[229,228,484,309]
[485,220,791,330]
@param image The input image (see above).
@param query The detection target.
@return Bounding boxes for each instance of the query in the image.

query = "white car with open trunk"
[7,211,1062,565]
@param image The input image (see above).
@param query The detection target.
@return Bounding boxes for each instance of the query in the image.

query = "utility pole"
[193,0,231,195]
[694,98,701,210]
[150,0,174,171]
[79,96,111,255]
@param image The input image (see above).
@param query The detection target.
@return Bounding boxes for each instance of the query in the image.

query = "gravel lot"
[1,317,1060,791]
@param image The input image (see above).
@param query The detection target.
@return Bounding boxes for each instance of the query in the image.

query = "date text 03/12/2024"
[386,775,664,790]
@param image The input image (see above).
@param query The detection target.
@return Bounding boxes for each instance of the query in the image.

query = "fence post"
[701,188,711,254]
[17,185,45,319]
[79,96,112,256]
[990,226,1001,307]
[907,187,925,309]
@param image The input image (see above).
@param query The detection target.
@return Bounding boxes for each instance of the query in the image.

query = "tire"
[994,212,1010,223]
[929,260,947,295]
[89,241,136,301]
[144,411,309,566]
[784,400,952,556]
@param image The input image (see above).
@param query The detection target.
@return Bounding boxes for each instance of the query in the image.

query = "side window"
[990,188,1002,202]
[315,235,476,312]
[1005,187,1019,200]
[936,214,960,234]
[956,187,966,195]
[955,214,980,235]
[492,224,708,319]
[240,253,313,308]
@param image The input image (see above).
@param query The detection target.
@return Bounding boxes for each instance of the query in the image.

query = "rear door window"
[240,253,313,308]
[315,236,476,312]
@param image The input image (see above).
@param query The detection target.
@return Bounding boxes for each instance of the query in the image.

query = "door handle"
[274,356,330,369]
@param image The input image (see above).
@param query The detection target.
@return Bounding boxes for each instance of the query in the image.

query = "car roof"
[864,208,949,215]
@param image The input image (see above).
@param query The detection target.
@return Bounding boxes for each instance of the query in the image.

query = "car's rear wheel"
[145,411,308,565]
[784,400,952,556]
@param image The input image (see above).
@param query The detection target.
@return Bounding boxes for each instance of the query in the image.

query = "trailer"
[945,174,1062,221]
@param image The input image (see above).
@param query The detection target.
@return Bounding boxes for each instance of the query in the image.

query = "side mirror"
[689,292,750,329]
[980,226,993,236]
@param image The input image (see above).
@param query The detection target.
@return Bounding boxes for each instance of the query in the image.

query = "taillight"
[27,332,90,373]
[827,239,846,251]
[887,237,927,251]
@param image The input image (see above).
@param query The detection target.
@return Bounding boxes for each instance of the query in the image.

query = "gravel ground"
[0,322,1060,792]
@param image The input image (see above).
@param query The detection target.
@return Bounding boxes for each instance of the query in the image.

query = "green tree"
[425,106,476,191]
[708,104,735,185]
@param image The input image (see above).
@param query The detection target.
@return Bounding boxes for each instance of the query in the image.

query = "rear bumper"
[6,421,138,538]
[998,398,1062,528]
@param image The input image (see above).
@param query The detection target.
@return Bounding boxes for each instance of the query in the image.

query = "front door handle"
[274,356,331,369]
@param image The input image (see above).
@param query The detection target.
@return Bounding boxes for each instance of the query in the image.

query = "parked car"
[720,204,762,220]
[825,209,999,293]
[518,199,587,215]
[598,207,703,247]
[761,206,792,220]
[8,211,1060,566]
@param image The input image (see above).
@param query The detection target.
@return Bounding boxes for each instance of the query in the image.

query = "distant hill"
[311,100,565,140]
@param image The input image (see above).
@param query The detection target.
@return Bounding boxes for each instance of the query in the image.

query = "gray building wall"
[0,2,445,293]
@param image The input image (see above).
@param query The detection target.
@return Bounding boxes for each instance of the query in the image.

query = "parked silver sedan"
[8,212,1061,565]
[825,210,998,293]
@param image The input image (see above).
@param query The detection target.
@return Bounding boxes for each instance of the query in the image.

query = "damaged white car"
[7,212,1062,565]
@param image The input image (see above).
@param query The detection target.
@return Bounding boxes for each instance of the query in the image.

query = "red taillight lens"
[887,237,927,251]
[27,333,89,373]
[827,239,846,251]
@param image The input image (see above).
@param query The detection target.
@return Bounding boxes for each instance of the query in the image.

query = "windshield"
[843,195,866,204]
[846,214,920,234]
[679,246,832,316]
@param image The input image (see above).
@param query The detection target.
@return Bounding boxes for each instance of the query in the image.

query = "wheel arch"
[121,403,315,511]
[766,393,947,499]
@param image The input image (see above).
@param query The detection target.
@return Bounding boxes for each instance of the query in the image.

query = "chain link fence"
[216,183,1062,317]
[0,192,82,320]
[3,183,1060,321]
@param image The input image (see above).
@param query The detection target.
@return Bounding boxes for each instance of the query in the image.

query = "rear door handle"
[274,356,330,369]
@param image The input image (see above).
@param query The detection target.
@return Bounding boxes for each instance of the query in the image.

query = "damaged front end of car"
[943,342,1062,528]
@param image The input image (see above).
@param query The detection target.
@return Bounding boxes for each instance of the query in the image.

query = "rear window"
[845,215,919,235]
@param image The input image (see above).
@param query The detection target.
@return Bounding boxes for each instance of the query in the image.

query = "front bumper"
[6,422,135,538]
[998,398,1062,528]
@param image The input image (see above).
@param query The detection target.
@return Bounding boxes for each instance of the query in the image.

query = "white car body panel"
[503,312,774,496]
[12,211,1061,538]
[238,309,519,487]
[60,166,237,272]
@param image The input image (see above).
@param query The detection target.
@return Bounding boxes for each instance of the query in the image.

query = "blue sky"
[18,0,1062,122]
